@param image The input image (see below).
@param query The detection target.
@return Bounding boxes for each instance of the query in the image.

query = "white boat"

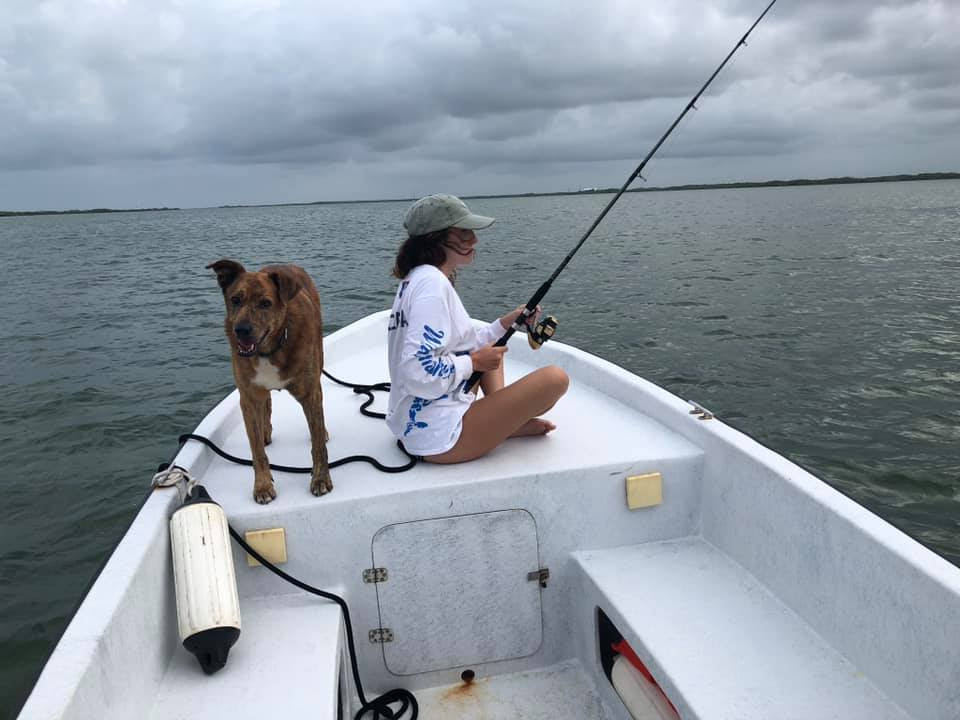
[15,310,960,720]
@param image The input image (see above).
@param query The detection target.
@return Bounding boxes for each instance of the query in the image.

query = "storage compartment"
[597,608,679,720]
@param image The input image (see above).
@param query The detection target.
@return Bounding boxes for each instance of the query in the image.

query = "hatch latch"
[527,568,550,588]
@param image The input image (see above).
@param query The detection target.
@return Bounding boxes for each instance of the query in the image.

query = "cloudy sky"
[2,0,958,210]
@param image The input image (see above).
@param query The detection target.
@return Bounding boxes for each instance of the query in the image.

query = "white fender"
[611,654,681,720]
[169,486,241,674]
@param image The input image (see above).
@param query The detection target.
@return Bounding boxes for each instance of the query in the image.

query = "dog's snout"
[235,322,253,338]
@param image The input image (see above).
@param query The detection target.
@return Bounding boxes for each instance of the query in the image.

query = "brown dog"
[207,259,331,504]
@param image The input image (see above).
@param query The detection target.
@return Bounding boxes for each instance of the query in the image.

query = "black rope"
[228,524,418,720]
[178,433,418,473]
[323,369,390,419]
[160,373,421,717]
[155,462,419,717]
[178,369,421,473]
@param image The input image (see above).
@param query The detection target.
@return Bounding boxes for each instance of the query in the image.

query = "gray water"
[2,181,959,716]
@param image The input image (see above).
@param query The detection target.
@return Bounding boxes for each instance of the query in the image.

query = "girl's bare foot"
[510,418,556,437]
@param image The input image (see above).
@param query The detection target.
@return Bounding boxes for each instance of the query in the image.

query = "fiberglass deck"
[192,336,703,520]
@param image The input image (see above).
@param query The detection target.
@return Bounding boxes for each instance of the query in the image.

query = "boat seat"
[149,592,344,720]
[573,538,911,720]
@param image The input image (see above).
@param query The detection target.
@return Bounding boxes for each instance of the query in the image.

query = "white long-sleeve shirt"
[386,264,504,456]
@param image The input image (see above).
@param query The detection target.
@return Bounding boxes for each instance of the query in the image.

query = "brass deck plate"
[245,527,288,567]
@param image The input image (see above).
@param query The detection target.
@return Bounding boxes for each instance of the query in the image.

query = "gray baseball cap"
[403,194,495,237]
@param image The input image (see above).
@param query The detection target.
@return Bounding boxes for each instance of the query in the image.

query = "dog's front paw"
[310,469,333,497]
[253,479,277,504]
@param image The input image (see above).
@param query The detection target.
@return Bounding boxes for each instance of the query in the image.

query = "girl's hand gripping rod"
[463,0,777,393]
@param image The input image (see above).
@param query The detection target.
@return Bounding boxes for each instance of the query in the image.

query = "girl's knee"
[542,365,569,397]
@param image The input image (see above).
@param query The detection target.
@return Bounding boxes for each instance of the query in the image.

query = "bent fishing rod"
[464,0,777,393]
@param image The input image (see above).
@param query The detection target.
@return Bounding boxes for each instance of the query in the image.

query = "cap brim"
[452,213,495,231]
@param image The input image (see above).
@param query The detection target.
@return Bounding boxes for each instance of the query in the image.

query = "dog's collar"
[258,327,289,358]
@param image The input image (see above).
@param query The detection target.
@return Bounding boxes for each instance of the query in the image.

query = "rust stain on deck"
[442,675,476,699]
[437,674,489,716]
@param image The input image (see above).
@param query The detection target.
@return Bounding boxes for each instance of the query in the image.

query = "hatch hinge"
[363,567,388,583]
[368,628,394,644]
[527,568,550,588]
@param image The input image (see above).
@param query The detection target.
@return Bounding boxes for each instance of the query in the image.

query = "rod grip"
[463,327,515,393]
[463,281,549,393]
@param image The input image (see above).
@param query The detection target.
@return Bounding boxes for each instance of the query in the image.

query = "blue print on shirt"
[404,394,448,437]
[416,325,456,378]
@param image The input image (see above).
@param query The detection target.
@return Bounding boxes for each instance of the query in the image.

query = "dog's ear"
[269,268,301,304]
[206,259,245,294]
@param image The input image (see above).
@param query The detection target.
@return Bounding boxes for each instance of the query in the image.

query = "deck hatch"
[371,509,544,675]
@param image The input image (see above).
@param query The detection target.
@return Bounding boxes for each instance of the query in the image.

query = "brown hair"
[392,229,450,279]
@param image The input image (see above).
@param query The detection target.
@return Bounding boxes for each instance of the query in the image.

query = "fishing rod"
[464,0,777,393]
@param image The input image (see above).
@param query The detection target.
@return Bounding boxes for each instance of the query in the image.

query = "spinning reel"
[524,314,558,350]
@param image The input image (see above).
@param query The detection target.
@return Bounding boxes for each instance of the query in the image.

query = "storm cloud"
[1,0,957,209]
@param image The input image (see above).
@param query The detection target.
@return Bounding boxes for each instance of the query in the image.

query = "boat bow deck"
[189,312,703,517]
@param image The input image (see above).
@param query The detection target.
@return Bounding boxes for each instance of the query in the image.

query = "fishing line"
[464,0,778,392]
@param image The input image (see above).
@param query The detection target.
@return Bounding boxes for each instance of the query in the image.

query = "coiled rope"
[178,369,419,473]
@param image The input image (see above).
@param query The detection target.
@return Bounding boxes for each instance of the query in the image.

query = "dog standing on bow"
[207,259,331,504]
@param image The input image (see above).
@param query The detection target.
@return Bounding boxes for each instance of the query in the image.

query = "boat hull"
[16,310,960,720]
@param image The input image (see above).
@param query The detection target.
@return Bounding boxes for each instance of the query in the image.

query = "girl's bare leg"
[477,362,551,438]
[426,365,569,464]
[478,362,505,396]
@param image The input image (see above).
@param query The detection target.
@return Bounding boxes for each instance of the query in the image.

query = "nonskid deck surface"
[147,593,615,720]
[153,626,610,720]
[412,660,612,719]
[149,593,343,720]
[194,340,702,517]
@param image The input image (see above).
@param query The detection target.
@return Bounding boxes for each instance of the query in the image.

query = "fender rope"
[155,468,418,719]
[229,520,418,719]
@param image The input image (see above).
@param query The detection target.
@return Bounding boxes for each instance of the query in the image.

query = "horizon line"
[2,170,958,217]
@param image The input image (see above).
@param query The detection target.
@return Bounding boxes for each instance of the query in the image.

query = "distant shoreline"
[0,207,179,218]
[3,171,957,217]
